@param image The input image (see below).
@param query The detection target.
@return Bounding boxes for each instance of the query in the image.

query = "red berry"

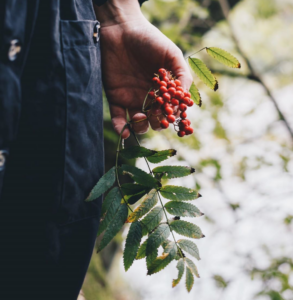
[185,126,194,135]
[176,86,184,92]
[167,87,176,97]
[175,91,184,100]
[179,103,187,111]
[182,97,190,105]
[180,111,187,119]
[160,81,167,87]
[163,76,170,82]
[175,79,181,86]
[159,86,168,94]
[162,93,171,102]
[180,120,188,127]
[167,81,176,88]
[152,77,160,85]
[178,131,185,137]
[171,98,179,106]
[163,102,170,109]
[167,115,176,123]
[187,100,194,107]
[186,119,191,125]
[164,106,173,115]
[148,91,155,99]
[184,92,191,98]
[156,97,164,105]
[158,68,167,77]
[160,120,169,129]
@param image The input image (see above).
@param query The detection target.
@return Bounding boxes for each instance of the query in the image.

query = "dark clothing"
[0,1,104,299]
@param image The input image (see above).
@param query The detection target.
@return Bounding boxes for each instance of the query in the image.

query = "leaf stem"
[185,47,207,60]
[129,127,184,258]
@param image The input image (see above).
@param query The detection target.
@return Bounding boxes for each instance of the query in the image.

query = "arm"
[93,0,193,139]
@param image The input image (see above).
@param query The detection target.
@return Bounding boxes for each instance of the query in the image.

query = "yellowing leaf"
[189,82,202,107]
[172,258,185,288]
[206,47,241,68]
[126,189,158,223]
[185,266,194,292]
[188,57,218,91]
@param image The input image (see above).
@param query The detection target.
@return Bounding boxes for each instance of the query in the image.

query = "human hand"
[94,0,193,139]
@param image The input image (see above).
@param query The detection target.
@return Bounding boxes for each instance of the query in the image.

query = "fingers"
[128,110,149,135]
[110,105,130,139]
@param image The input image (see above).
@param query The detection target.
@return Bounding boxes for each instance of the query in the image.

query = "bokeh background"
[80,0,293,299]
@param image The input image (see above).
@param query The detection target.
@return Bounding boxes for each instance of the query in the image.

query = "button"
[8,39,21,61]
[93,23,100,43]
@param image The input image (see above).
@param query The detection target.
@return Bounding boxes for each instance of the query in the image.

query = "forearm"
[93,0,143,26]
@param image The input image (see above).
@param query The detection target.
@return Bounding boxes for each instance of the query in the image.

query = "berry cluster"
[148,68,194,137]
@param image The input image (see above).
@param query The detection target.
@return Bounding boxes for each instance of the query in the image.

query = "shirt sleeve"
[93,0,148,7]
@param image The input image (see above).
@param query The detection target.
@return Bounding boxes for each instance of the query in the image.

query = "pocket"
[58,20,104,225]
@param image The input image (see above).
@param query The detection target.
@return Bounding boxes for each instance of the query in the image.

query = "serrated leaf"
[185,257,200,278]
[170,220,204,239]
[189,82,202,107]
[165,202,203,218]
[206,47,241,69]
[119,146,157,160]
[136,239,147,260]
[121,183,150,196]
[126,189,158,223]
[152,166,195,179]
[178,239,200,260]
[146,224,170,256]
[185,266,194,292]
[188,57,218,91]
[123,222,142,271]
[146,248,158,269]
[98,187,121,235]
[147,240,177,275]
[160,185,200,201]
[119,165,161,188]
[172,258,185,287]
[85,167,116,202]
[147,149,177,163]
[126,191,149,205]
[141,207,164,236]
[97,203,128,252]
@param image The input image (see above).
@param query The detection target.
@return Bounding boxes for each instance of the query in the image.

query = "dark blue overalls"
[0,1,106,298]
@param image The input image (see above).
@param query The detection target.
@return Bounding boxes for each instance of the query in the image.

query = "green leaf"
[189,82,202,107]
[152,166,195,179]
[169,220,204,239]
[188,57,218,91]
[126,191,149,205]
[85,167,116,202]
[146,248,158,269]
[136,240,147,259]
[123,222,142,271]
[98,187,121,235]
[121,183,150,196]
[141,207,164,236]
[119,165,161,188]
[177,239,200,260]
[185,266,194,292]
[126,189,158,223]
[119,146,157,160]
[160,185,201,201]
[172,258,185,287]
[147,149,177,164]
[185,257,200,278]
[146,224,170,256]
[97,203,128,252]
[147,240,177,275]
[165,202,203,218]
[206,47,241,69]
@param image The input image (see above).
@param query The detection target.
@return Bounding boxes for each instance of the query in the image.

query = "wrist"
[94,0,143,27]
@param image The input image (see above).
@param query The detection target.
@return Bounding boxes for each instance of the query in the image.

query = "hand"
[94,0,193,139]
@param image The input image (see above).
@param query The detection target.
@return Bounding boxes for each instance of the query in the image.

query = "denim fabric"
[0,1,104,299]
